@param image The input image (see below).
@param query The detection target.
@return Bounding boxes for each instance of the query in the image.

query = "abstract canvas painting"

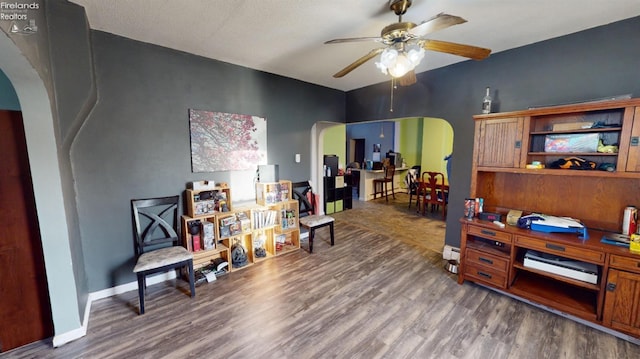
[189,109,267,172]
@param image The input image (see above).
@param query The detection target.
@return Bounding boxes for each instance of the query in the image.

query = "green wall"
[398,118,422,168]
[421,118,453,182]
[323,124,347,172]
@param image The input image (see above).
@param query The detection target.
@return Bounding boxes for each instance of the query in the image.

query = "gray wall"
[74,31,345,291]
[345,16,640,248]
[46,0,96,325]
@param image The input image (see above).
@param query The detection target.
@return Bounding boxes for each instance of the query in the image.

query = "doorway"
[349,138,365,165]
[0,110,53,352]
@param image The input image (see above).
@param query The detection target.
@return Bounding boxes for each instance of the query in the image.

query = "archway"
[0,31,81,345]
[312,117,453,209]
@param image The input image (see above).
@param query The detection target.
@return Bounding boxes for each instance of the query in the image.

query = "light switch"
[295,153,301,163]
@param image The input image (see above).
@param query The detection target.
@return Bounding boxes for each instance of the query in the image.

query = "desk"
[351,167,409,201]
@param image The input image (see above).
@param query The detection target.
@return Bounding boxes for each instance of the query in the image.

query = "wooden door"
[603,268,640,337]
[476,117,524,168]
[0,110,53,352]
[623,107,640,171]
[354,138,365,164]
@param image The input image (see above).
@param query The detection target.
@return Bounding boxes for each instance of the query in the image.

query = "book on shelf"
[219,225,231,238]
[237,212,251,232]
[229,222,242,236]
[601,233,630,247]
[192,234,201,251]
[202,222,215,250]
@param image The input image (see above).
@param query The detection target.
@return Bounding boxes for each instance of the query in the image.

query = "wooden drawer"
[466,248,509,273]
[464,262,508,289]
[468,224,512,244]
[515,235,605,264]
[609,254,640,274]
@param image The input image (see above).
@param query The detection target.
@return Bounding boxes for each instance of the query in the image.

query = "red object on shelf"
[193,235,201,251]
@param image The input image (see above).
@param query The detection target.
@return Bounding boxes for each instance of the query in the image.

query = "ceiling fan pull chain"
[390,78,395,112]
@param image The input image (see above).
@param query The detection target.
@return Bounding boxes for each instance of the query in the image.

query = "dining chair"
[421,171,448,220]
[292,181,335,253]
[373,164,396,201]
[406,165,422,209]
[131,195,195,314]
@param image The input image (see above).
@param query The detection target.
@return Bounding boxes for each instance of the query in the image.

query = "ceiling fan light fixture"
[406,43,425,64]
[388,53,412,77]
[375,44,425,78]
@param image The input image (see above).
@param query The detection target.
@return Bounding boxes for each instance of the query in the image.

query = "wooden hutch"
[459,98,640,341]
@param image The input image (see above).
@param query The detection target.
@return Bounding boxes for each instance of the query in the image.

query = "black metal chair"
[131,195,195,314]
[406,166,422,209]
[292,181,335,253]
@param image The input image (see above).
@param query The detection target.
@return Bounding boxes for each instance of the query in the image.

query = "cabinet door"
[477,117,524,168]
[624,107,640,172]
[603,268,640,337]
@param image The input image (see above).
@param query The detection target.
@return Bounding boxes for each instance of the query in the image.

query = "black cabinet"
[324,176,352,214]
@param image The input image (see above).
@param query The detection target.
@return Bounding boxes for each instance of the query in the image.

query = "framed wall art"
[189,109,267,172]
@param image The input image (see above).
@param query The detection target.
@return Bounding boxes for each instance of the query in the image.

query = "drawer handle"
[477,271,492,279]
[479,257,494,265]
[545,243,565,252]
[481,229,496,237]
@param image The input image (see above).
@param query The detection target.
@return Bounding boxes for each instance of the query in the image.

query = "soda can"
[464,198,476,220]
[622,206,637,235]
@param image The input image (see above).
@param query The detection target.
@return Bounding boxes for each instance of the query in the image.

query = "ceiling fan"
[325,0,491,85]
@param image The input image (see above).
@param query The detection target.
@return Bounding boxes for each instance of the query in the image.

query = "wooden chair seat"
[133,246,193,273]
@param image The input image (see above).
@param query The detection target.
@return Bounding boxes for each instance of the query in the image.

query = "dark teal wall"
[73,31,345,291]
[0,69,20,110]
[346,16,640,247]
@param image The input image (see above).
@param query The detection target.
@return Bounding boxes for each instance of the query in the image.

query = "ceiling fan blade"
[333,48,385,78]
[325,37,382,44]
[422,39,491,60]
[409,13,467,37]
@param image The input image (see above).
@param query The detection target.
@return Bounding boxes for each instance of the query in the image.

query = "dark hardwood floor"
[4,195,639,358]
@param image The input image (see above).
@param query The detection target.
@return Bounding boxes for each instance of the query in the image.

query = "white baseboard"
[51,271,175,347]
[52,325,86,348]
[89,271,175,301]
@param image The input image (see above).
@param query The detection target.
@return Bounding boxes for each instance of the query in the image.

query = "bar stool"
[373,165,395,201]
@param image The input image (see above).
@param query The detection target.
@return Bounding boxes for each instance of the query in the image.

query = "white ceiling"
[70,0,640,92]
